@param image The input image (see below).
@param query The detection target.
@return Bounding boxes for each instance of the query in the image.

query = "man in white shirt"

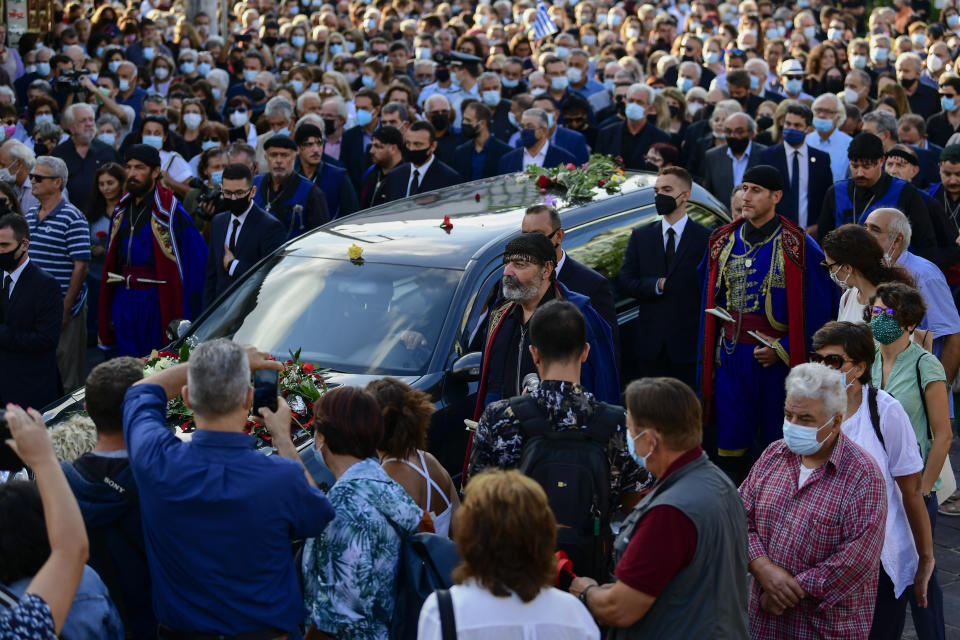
[806,93,852,183]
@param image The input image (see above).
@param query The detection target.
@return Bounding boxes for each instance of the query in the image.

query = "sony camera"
[189,177,222,222]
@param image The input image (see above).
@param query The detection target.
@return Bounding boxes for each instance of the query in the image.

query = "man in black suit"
[616,167,710,389]
[522,204,620,364]
[340,88,381,191]
[203,164,287,309]
[0,213,63,409]
[377,121,463,203]
[758,103,833,234]
[452,102,512,181]
[498,108,578,174]
[702,113,767,213]
[594,84,671,170]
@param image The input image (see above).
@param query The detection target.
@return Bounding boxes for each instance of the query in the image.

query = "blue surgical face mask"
[180,62,196,74]
[212,87,222,101]
[677,77,693,92]
[276,127,290,137]
[35,114,54,126]
[625,102,645,121]
[304,51,319,63]
[604,78,615,93]
[243,69,259,83]
[782,415,835,455]
[356,108,374,126]
[556,46,570,59]
[36,61,51,76]
[142,134,163,149]
[502,77,519,88]
[96,132,116,146]
[871,47,888,63]
[520,127,539,148]
[782,127,806,147]
[482,90,500,106]
[942,96,958,113]
[362,74,376,88]
[551,75,569,92]
[329,43,343,55]
[508,112,518,128]
[143,47,155,60]
[292,35,306,48]
[197,62,212,76]
[803,25,816,39]
[211,170,223,185]
[626,431,651,468]
[118,78,130,92]
[96,46,105,58]
[704,51,720,65]
[345,41,356,52]
[290,79,304,94]
[786,78,803,95]
[201,140,220,151]
[813,117,834,133]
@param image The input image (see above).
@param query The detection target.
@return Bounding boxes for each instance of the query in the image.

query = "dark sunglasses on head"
[808,352,848,369]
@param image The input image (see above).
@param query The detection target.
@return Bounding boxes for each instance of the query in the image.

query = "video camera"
[188,177,222,222]
[431,50,483,68]
[57,68,90,99]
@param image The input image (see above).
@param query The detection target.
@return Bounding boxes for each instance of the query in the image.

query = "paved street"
[904,439,960,640]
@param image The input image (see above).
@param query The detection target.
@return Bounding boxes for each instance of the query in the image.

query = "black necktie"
[410,169,421,196]
[229,218,240,253]
[791,150,801,217]
[665,228,676,269]
[0,274,11,323]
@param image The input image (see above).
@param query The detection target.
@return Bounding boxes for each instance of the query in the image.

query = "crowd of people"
[2,0,960,637]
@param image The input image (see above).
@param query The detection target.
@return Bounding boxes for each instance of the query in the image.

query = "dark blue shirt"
[470,137,491,181]
[122,384,335,634]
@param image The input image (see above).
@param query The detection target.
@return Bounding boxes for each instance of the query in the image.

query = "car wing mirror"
[450,351,482,382]
[165,319,192,342]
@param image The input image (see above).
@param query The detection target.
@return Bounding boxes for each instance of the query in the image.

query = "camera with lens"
[189,177,222,222]
[57,68,90,99]
[432,51,482,67]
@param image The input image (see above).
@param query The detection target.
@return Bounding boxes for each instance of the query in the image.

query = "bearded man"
[98,144,207,357]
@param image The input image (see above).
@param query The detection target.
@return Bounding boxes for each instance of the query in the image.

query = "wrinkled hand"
[759,592,786,616]
[258,396,292,442]
[569,576,598,598]
[242,345,284,372]
[223,248,235,272]
[753,561,806,609]
[914,556,935,607]
[4,404,56,468]
[80,74,98,94]
[753,333,779,367]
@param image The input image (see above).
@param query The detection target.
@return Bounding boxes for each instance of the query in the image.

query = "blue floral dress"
[302,458,423,640]
[0,593,56,639]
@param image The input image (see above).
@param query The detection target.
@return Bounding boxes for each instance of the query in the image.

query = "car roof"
[286,171,725,269]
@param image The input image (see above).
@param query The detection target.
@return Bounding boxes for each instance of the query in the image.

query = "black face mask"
[430,113,450,132]
[250,87,266,103]
[756,116,774,131]
[668,105,680,119]
[900,76,917,89]
[323,118,337,136]
[822,78,844,94]
[646,113,658,125]
[225,196,250,215]
[263,36,279,47]
[436,67,451,82]
[727,136,750,154]
[0,240,22,272]
[615,99,626,115]
[405,147,430,165]
[461,123,478,139]
[654,193,679,216]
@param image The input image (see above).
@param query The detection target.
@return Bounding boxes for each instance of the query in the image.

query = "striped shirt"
[25,199,91,317]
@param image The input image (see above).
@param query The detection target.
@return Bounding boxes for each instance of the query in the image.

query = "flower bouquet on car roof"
[143,345,326,448]
[517,154,626,199]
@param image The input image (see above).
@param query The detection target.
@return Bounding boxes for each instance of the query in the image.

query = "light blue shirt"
[416,81,461,108]
[447,83,481,129]
[727,140,753,188]
[806,129,852,182]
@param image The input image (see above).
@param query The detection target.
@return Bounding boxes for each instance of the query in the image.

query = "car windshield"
[190,255,462,375]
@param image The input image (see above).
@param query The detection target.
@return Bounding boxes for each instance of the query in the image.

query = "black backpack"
[510,394,622,581]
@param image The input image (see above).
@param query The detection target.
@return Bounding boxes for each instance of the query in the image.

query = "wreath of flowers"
[142,345,326,449]
[517,154,627,199]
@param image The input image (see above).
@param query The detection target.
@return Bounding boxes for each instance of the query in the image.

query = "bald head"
[864,207,910,262]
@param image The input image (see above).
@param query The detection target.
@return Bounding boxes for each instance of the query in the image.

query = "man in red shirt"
[569,377,749,638]
[740,362,887,640]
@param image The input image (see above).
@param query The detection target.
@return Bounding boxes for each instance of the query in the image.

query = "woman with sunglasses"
[821,223,914,323]
[869,282,952,636]
[811,320,933,637]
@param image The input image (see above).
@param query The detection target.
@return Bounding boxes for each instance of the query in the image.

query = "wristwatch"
[579,584,595,606]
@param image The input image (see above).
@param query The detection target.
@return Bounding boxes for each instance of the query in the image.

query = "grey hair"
[33,122,61,139]
[295,113,324,131]
[0,86,15,104]
[863,109,898,140]
[626,83,655,104]
[715,98,744,114]
[381,101,410,122]
[0,140,36,170]
[117,60,138,77]
[96,112,122,131]
[523,107,550,129]
[478,71,501,87]
[678,60,702,80]
[264,96,294,119]
[726,111,757,134]
[206,68,229,93]
[896,51,923,74]
[255,71,277,93]
[28,79,53,97]
[785,363,847,419]
[745,57,770,76]
[880,207,913,248]
[178,48,198,61]
[63,103,95,128]
[424,93,452,111]
[204,36,226,49]
[813,93,846,126]
[320,96,348,119]
[187,339,251,417]
[35,156,68,184]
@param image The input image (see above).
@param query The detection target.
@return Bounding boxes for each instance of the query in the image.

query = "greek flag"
[534,0,558,40]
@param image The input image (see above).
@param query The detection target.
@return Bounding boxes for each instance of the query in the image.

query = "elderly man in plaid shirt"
[740,362,888,639]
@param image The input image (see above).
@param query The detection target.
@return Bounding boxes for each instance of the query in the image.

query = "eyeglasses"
[222,188,252,199]
[819,260,841,274]
[871,305,896,317]
[29,173,58,182]
[808,352,850,369]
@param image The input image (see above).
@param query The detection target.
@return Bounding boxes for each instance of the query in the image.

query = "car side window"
[459,261,505,354]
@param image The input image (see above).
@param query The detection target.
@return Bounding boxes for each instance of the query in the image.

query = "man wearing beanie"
[252,134,329,240]
[817,132,937,259]
[701,165,837,484]
[294,121,359,219]
[98,144,207,357]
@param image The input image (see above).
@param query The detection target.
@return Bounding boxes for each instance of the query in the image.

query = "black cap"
[372,125,404,148]
[886,144,919,166]
[263,134,297,151]
[295,123,324,146]
[941,144,960,164]
[741,165,784,192]
[125,143,161,168]
[504,232,557,266]
[848,132,885,161]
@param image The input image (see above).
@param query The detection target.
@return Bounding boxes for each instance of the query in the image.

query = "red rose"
[159,350,177,358]
[285,359,294,365]
[565,163,576,170]
[598,179,608,187]
[302,363,315,373]
[95,231,107,238]
[537,175,552,189]
[475,193,480,201]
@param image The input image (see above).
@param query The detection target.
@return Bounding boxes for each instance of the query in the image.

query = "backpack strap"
[0,583,18,610]
[437,589,457,640]
[589,402,624,442]
[915,353,934,442]
[509,395,553,439]
[867,386,885,451]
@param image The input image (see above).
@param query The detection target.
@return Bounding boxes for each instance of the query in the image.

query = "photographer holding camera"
[182,147,227,238]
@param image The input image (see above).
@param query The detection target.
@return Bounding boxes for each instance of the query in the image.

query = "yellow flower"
[348,244,363,260]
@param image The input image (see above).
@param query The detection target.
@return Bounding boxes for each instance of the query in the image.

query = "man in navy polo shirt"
[24,155,90,391]
[123,339,335,637]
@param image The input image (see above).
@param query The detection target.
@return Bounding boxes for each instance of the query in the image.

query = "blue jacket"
[508,127,590,165]
[498,143,578,174]
[61,458,155,640]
